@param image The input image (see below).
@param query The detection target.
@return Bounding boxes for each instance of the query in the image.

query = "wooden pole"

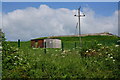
[18,39,20,48]
[74,6,85,48]
[44,42,46,54]
[62,42,64,52]
[78,7,82,48]
[75,42,76,49]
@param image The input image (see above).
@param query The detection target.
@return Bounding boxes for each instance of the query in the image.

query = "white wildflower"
[68,50,71,52]
[14,63,17,65]
[0,46,2,49]
[63,50,66,53]
[51,54,54,56]
[14,56,17,58]
[111,49,113,51]
[33,48,37,49]
[115,45,119,47]
[113,60,115,62]
[97,44,102,46]
[99,53,102,56]
[61,52,65,54]
[110,56,113,59]
[106,46,109,48]
[101,47,104,49]
[86,50,89,53]
[98,49,101,51]
[62,56,65,58]
[105,58,108,60]
[89,49,92,51]
[94,61,97,62]
[106,52,108,54]
[108,54,110,56]
[20,58,23,60]
[27,63,30,65]
[92,50,95,52]
[76,51,79,53]
[16,48,19,50]
[117,40,120,43]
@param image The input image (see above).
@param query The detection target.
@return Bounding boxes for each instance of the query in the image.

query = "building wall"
[31,39,44,48]
[44,39,61,48]
[31,39,61,48]
[31,40,36,47]
[38,40,44,48]
[54,39,61,48]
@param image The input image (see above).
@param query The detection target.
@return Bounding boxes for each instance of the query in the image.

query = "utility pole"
[74,6,85,48]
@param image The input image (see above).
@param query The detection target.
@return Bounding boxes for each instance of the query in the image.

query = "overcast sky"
[1,2,119,41]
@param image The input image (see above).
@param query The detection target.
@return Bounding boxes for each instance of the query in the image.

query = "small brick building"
[31,39,44,48]
[31,38,61,48]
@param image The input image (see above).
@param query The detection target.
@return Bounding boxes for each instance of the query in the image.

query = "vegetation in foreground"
[2,35,120,78]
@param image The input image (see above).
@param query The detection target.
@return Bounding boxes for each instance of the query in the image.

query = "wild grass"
[2,35,120,78]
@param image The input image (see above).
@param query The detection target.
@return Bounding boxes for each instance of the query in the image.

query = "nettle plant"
[2,34,22,70]
[117,40,120,45]
[2,34,18,57]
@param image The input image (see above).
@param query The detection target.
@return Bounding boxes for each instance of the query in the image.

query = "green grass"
[2,35,120,79]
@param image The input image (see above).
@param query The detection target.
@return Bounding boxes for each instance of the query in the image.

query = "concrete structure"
[31,38,61,48]
[44,39,61,48]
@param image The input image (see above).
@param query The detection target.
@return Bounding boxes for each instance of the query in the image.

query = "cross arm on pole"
[74,14,85,17]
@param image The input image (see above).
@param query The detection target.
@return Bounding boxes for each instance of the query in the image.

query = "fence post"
[18,39,20,48]
[75,42,76,49]
[62,42,64,52]
[42,63,44,72]
[44,42,46,54]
